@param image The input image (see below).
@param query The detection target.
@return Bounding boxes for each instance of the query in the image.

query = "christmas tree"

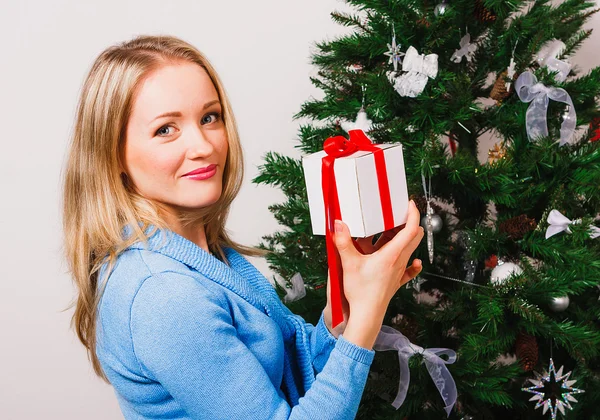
[252,0,600,418]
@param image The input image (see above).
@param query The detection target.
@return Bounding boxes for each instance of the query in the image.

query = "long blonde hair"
[61,34,271,383]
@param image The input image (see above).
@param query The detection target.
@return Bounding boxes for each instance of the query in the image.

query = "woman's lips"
[182,166,217,180]
[182,164,217,176]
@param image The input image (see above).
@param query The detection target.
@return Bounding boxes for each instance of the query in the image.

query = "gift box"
[301,129,410,328]
[301,130,409,238]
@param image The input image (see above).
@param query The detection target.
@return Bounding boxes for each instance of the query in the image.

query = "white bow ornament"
[515,71,576,146]
[387,46,438,98]
[373,325,457,416]
[545,209,600,239]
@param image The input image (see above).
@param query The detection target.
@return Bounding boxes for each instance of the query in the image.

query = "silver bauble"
[549,295,570,312]
[421,213,443,233]
[434,1,448,16]
[490,262,523,285]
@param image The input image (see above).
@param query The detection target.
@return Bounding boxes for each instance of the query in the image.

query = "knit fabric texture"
[96,223,375,419]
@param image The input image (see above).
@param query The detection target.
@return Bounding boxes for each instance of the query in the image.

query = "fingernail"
[335,220,343,233]
[416,259,422,265]
[409,199,415,207]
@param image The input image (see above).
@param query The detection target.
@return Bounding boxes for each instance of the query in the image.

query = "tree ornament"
[341,86,374,134]
[485,254,498,269]
[421,161,440,263]
[549,295,569,312]
[522,358,585,419]
[450,32,477,63]
[590,116,600,142]
[487,142,507,164]
[474,0,497,22]
[434,0,449,16]
[456,230,477,282]
[386,46,438,98]
[406,275,427,292]
[515,71,577,146]
[499,214,538,240]
[346,63,363,73]
[383,27,405,73]
[536,39,571,83]
[515,331,539,371]
[506,41,518,91]
[490,260,523,285]
[545,209,600,239]
[490,70,515,104]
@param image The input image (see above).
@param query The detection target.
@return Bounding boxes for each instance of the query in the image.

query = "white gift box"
[302,142,409,238]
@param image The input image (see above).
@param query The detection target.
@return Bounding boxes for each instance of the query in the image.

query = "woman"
[62,34,424,419]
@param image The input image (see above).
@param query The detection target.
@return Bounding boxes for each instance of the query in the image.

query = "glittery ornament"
[340,106,373,133]
[421,212,443,233]
[490,261,523,285]
[384,28,405,72]
[515,332,539,371]
[549,295,569,312]
[406,276,427,292]
[487,142,507,164]
[522,358,585,419]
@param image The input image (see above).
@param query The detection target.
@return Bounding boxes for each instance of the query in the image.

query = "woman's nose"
[185,126,215,158]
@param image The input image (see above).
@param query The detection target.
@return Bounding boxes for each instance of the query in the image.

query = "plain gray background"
[1,0,598,418]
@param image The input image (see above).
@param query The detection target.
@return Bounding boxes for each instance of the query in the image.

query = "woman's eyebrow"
[149,100,221,124]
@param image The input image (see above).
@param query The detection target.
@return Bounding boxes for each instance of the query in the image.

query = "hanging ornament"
[383,27,405,73]
[535,39,571,83]
[434,0,449,16]
[505,40,519,91]
[490,70,514,104]
[406,275,428,292]
[487,142,507,164]
[474,0,497,22]
[386,46,438,98]
[499,214,538,240]
[420,161,441,264]
[490,260,523,285]
[340,85,374,134]
[515,331,539,371]
[450,32,477,63]
[545,209,600,239]
[549,295,570,312]
[515,71,577,146]
[456,230,477,282]
[275,272,307,303]
[485,254,498,269]
[522,358,585,419]
[447,131,458,157]
[589,116,600,142]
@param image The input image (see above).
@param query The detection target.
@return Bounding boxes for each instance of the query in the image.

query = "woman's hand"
[323,208,423,337]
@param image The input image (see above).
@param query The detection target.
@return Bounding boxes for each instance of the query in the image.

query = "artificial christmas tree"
[254,1,600,418]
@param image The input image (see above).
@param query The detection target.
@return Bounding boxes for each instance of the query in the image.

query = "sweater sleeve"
[278,301,337,375]
[130,272,375,420]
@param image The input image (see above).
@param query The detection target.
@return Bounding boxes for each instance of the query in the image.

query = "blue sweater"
[96,224,375,419]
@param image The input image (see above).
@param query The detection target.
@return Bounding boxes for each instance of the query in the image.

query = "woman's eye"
[202,112,221,125]
[155,125,173,136]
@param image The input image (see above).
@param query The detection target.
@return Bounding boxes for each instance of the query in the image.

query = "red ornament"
[590,117,600,142]
[485,254,498,269]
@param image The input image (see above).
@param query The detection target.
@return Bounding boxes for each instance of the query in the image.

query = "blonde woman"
[62,34,424,420]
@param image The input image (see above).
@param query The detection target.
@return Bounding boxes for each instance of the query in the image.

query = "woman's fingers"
[399,258,423,287]
[378,201,422,261]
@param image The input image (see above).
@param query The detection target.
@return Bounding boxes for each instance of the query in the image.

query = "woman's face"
[122,62,228,215]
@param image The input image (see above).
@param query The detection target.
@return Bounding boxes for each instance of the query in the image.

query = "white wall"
[1,1,598,418]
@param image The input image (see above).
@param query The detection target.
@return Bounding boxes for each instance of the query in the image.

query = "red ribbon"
[322,129,395,328]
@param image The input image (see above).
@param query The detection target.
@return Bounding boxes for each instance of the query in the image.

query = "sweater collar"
[122,223,295,340]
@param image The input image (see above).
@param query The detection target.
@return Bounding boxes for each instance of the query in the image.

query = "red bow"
[322,129,395,327]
